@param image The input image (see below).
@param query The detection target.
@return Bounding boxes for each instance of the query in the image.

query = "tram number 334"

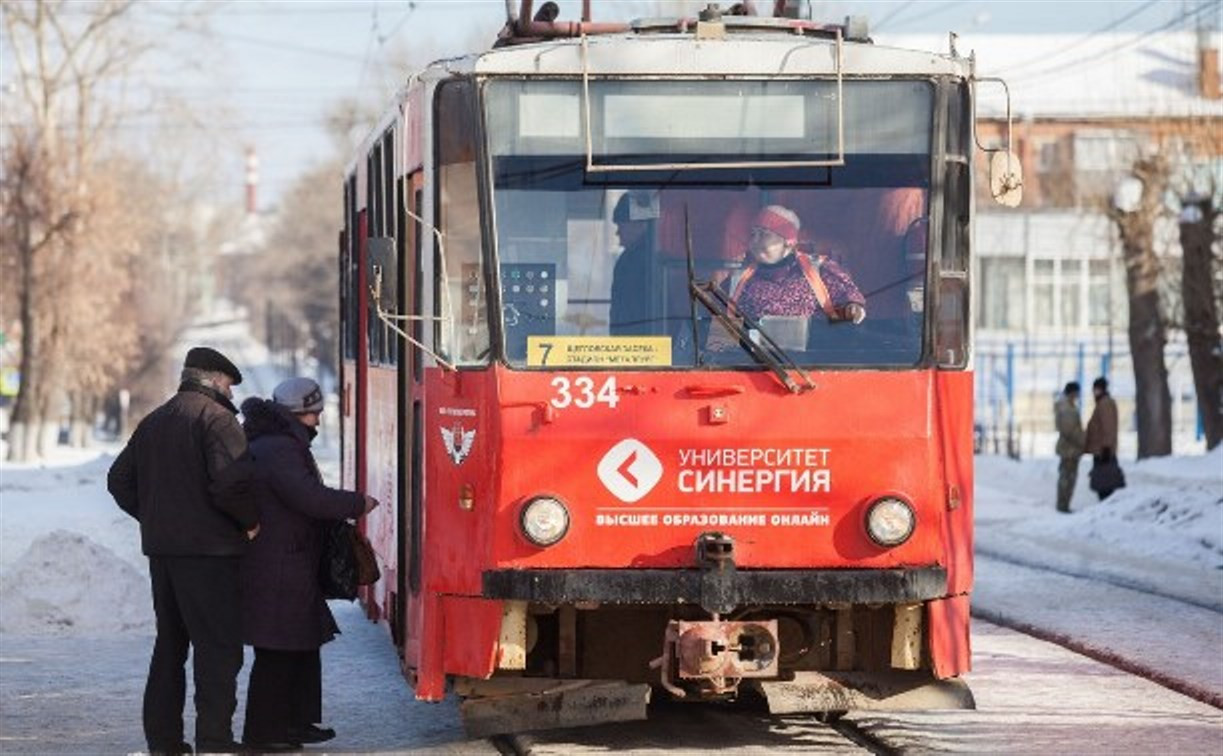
[550,376,620,410]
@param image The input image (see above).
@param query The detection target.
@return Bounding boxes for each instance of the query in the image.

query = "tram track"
[484,699,899,754]
[973,554,1223,710]
[972,605,1223,710]
[825,715,899,755]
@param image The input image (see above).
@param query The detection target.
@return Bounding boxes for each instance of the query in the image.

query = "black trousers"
[144,556,244,752]
[243,648,323,744]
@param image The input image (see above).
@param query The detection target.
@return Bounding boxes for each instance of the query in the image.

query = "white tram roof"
[421,32,972,80]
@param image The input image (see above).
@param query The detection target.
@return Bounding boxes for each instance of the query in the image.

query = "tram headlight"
[520,496,570,546]
[865,497,916,547]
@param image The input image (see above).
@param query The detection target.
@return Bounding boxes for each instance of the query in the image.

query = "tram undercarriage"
[456,599,974,736]
[457,535,973,736]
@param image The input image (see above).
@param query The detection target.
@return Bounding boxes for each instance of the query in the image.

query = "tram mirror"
[368,237,397,312]
[988,151,1023,207]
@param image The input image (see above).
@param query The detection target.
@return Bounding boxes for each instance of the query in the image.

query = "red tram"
[339,1,1018,734]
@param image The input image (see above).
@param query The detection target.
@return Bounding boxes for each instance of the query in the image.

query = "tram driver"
[729,204,866,325]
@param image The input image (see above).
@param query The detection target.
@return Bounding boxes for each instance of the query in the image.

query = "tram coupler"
[695,531,735,570]
[651,619,780,698]
[695,532,737,615]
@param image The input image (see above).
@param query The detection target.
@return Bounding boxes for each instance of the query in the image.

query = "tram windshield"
[482,78,933,370]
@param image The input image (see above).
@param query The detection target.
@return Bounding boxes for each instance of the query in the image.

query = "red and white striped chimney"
[244,146,259,215]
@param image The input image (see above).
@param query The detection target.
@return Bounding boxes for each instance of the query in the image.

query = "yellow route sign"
[526,336,672,367]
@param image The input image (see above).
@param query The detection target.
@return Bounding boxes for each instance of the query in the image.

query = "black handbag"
[320,520,380,601]
[1089,449,1126,498]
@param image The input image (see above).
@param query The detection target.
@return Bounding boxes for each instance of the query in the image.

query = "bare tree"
[0,1,221,457]
[2,0,147,458]
[1178,190,1222,449]
[0,130,78,458]
[1108,154,1174,458]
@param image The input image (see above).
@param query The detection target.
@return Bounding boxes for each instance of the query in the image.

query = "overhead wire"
[872,1,918,33]
[995,0,1161,76]
[135,11,369,62]
[1003,0,1221,86]
[355,4,381,94]
[881,0,963,31]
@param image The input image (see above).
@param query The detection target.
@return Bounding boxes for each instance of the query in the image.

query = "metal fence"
[974,332,1205,459]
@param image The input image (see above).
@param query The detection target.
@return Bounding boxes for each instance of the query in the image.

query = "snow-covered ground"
[975,449,1223,609]
[971,447,1223,707]
[0,443,486,753]
[0,440,1219,751]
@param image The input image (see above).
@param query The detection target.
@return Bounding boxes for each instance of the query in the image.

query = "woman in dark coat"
[239,377,376,751]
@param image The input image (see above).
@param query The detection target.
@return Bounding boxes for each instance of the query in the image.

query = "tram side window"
[434,78,490,366]
[382,128,399,367]
[367,145,386,365]
[411,185,424,382]
[343,175,359,361]
[365,129,401,368]
[937,82,971,368]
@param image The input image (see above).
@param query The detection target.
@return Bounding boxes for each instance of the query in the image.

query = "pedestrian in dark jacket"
[107,347,258,755]
[1053,381,1085,513]
[609,191,658,336]
[1085,377,1119,459]
[239,377,378,751]
[1085,376,1125,500]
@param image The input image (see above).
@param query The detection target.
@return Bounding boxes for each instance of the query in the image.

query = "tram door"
[397,170,425,667]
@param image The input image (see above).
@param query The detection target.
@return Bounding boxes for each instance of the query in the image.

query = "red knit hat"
[752,205,801,245]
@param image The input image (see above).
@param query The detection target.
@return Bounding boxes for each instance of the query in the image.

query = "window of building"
[1088,259,1113,327]
[1032,258,1055,328]
[1035,139,1061,173]
[1060,258,1082,330]
[978,257,1025,330]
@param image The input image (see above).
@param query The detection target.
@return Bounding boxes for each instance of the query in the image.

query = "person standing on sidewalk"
[1085,376,1124,500]
[107,347,259,755]
[238,377,379,751]
[1053,381,1086,513]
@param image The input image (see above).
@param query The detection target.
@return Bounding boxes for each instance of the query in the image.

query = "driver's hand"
[845,303,866,324]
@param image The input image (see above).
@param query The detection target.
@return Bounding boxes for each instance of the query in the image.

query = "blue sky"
[103,0,1223,207]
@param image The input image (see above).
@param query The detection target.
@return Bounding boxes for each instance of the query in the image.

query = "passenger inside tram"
[608,191,660,336]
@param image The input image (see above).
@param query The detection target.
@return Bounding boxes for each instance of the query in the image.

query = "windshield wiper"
[683,208,816,394]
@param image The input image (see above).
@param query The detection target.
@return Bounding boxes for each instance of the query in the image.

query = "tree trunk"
[68,390,95,448]
[1179,198,1223,449]
[7,230,44,462]
[1111,156,1173,458]
[1125,271,1173,457]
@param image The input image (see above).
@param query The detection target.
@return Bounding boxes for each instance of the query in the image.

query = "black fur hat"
[184,346,243,385]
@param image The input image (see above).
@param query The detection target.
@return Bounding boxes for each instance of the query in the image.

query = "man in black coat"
[108,347,259,755]
[609,191,659,336]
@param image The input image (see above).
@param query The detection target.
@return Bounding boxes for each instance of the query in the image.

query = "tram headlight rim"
[519,495,570,547]
[865,496,916,547]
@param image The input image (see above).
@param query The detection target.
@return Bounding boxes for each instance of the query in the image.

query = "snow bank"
[1,451,144,574]
[975,447,1223,608]
[0,530,152,635]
